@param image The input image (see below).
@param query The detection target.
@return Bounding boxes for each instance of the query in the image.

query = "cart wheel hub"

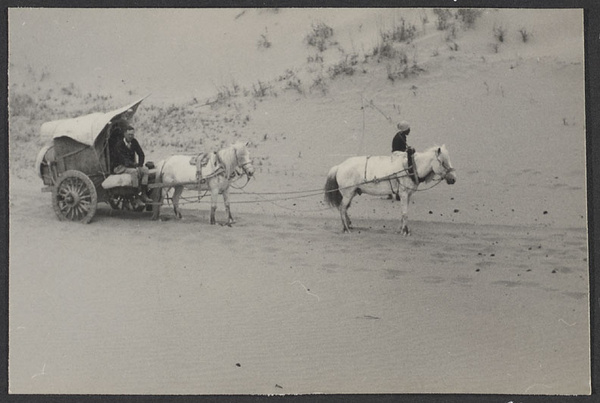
[65,193,78,204]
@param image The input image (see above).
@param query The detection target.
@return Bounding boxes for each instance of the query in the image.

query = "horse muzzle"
[243,164,255,177]
[445,170,456,185]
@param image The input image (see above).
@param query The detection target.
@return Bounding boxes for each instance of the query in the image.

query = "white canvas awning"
[40,96,147,146]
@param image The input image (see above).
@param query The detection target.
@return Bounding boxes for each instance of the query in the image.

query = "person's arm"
[132,139,145,166]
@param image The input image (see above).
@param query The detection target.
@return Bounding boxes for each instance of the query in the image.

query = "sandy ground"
[8,166,589,394]
[8,8,590,396]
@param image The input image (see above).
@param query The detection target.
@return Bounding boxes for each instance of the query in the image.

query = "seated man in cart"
[111,123,154,204]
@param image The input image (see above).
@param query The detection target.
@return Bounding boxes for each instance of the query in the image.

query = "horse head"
[233,141,255,177]
[433,145,456,185]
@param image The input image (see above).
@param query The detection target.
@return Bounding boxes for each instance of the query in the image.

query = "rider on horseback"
[392,121,414,156]
[390,121,416,199]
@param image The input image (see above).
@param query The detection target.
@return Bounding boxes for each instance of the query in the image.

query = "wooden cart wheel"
[52,170,98,223]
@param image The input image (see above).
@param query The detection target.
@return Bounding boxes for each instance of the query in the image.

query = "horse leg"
[222,188,235,226]
[210,190,219,225]
[172,186,184,219]
[397,191,411,236]
[151,187,163,221]
[339,191,356,233]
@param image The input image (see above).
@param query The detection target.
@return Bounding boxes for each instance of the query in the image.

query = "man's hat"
[397,121,410,132]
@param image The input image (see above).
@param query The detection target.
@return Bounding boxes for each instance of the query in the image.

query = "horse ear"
[437,147,441,156]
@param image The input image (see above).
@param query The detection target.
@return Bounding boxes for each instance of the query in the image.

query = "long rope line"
[159,166,446,208]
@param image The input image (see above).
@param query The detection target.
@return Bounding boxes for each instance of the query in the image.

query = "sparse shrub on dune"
[448,41,459,51]
[372,41,397,60]
[307,53,324,64]
[8,93,36,117]
[434,8,482,31]
[444,24,458,41]
[490,42,501,53]
[309,75,328,95]
[278,69,304,94]
[433,8,482,50]
[518,28,532,43]
[60,82,79,97]
[212,80,242,108]
[305,21,335,52]
[456,9,483,29]
[252,80,272,98]
[257,28,272,49]
[380,18,417,44]
[493,24,507,43]
[370,40,424,81]
[371,18,419,62]
[419,10,429,28]
[328,54,358,79]
[371,18,419,64]
[433,8,454,31]
[386,59,424,83]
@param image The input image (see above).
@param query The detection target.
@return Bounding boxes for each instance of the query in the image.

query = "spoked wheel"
[108,194,145,212]
[52,170,98,223]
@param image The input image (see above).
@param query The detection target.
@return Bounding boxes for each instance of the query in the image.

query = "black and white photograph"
[7,7,591,395]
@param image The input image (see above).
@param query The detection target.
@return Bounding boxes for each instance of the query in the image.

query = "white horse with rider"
[324,145,456,235]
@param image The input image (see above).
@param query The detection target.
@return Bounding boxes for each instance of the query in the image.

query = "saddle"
[189,152,221,183]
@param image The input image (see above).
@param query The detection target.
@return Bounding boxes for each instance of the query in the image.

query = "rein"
[229,172,252,189]
[218,145,253,189]
[359,150,454,193]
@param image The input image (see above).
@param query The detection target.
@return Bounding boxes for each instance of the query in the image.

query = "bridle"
[435,153,455,180]
[234,148,254,176]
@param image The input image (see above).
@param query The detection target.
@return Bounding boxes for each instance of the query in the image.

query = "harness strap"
[364,156,371,181]
[388,177,400,198]
[407,150,419,184]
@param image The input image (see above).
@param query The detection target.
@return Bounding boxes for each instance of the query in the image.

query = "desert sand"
[8,8,590,395]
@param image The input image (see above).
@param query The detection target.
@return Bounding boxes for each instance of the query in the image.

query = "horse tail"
[324,165,342,208]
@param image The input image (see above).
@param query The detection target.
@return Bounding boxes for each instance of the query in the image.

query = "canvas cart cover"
[39,96,147,146]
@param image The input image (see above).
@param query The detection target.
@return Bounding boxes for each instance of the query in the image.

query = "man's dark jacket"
[392,130,409,152]
[112,138,145,171]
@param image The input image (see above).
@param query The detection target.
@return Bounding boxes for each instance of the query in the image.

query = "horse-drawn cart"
[35,97,156,223]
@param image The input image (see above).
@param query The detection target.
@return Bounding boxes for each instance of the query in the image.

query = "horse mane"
[217,142,246,178]
[422,144,442,155]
